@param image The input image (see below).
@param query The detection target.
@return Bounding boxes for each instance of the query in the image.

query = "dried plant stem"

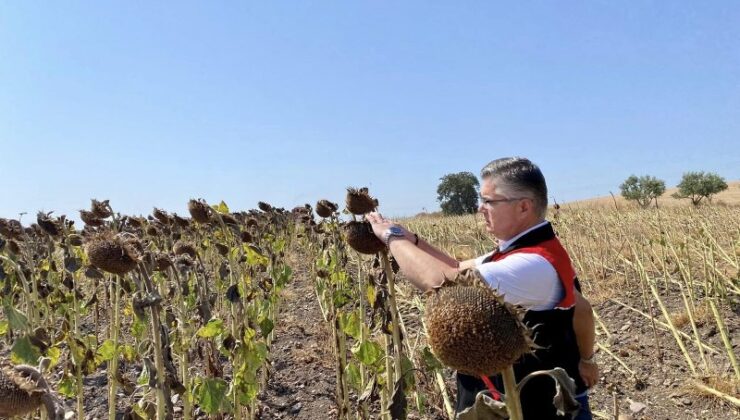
[381,334,392,420]
[691,380,740,407]
[420,315,454,420]
[654,244,710,373]
[708,299,740,381]
[338,321,350,419]
[174,269,192,420]
[229,303,243,420]
[139,269,173,419]
[501,366,523,420]
[596,343,636,377]
[354,253,370,419]
[630,253,664,362]
[434,369,454,419]
[355,255,367,387]
[678,283,708,372]
[108,277,121,420]
[71,273,85,420]
[150,305,169,420]
[701,222,738,270]
[329,303,347,419]
[612,391,619,419]
[380,251,403,382]
[646,275,696,374]
[592,309,611,339]
[610,298,719,354]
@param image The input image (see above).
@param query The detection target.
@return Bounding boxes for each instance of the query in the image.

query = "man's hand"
[365,212,460,291]
[365,212,414,243]
[579,359,599,388]
[365,212,394,240]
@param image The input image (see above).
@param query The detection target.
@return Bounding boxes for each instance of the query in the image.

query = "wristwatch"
[581,353,597,365]
[382,225,405,246]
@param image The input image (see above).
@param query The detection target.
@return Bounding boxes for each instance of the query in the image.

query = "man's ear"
[518,198,533,214]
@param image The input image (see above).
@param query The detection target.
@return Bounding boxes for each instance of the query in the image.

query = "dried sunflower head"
[145,224,159,236]
[344,221,385,254]
[67,234,84,247]
[0,360,64,419]
[79,210,104,227]
[187,199,211,223]
[0,219,24,240]
[36,212,62,237]
[424,270,533,376]
[315,200,338,218]
[173,240,197,259]
[7,240,21,255]
[90,199,113,219]
[166,213,187,229]
[258,201,273,212]
[152,253,173,271]
[346,187,377,215]
[85,232,142,275]
[219,213,239,226]
[292,206,308,216]
[152,208,172,225]
[240,231,253,243]
[214,243,229,256]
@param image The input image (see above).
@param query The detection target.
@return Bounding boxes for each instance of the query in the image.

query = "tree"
[619,175,666,208]
[437,172,479,215]
[672,171,728,206]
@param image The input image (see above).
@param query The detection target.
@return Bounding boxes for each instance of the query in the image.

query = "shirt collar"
[498,220,549,252]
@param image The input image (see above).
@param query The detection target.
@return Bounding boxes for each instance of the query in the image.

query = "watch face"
[390,226,404,236]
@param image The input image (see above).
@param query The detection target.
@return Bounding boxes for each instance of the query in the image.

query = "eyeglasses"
[479,197,530,208]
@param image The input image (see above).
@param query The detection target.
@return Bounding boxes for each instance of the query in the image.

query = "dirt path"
[257,251,338,419]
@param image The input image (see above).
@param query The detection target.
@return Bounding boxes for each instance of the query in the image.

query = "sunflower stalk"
[108,276,121,420]
[380,251,404,415]
[70,271,85,420]
[502,366,523,420]
[141,271,173,419]
[708,298,740,381]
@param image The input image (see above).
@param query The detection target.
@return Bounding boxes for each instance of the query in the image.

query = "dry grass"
[671,304,710,329]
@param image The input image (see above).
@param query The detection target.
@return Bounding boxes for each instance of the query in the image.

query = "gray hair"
[480,157,548,218]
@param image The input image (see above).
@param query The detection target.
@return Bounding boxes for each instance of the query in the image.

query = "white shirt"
[475,221,563,311]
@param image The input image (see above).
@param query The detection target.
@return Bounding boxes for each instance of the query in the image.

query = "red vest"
[489,236,577,309]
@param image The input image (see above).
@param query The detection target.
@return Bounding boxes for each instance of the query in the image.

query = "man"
[366,157,598,419]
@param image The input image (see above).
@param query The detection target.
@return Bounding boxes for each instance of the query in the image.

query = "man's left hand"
[578,359,599,388]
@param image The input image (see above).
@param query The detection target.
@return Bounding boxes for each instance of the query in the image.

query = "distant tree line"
[619,171,729,208]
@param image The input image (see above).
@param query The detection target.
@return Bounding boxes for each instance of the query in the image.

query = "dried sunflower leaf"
[456,390,509,420]
[516,367,580,418]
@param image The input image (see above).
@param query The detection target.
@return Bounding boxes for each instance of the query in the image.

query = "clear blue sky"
[1,2,738,220]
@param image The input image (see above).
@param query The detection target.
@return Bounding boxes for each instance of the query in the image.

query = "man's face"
[478,178,533,241]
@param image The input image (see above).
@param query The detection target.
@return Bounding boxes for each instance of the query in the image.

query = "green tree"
[619,175,666,208]
[437,172,479,215]
[672,171,728,206]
